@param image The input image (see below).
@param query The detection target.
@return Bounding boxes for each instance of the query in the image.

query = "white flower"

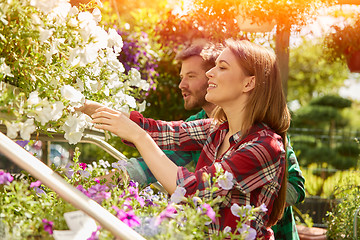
[62,112,91,144]
[107,28,123,53]
[91,26,108,49]
[51,101,65,121]
[5,121,20,139]
[78,11,96,42]
[214,162,224,174]
[31,14,42,25]
[69,44,98,67]
[218,171,234,190]
[38,27,53,43]
[61,85,85,108]
[170,186,186,203]
[34,104,53,125]
[27,91,40,106]
[30,0,67,14]
[0,59,14,77]
[68,17,78,27]
[128,68,142,86]
[48,1,71,23]
[68,5,79,17]
[85,78,101,93]
[223,226,232,233]
[92,8,102,23]
[125,95,136,109]
[20,118,36,140]
[138,101,146,113]
[139,80,150,91]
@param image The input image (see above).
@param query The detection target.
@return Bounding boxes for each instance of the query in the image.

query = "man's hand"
[98,168,129,186]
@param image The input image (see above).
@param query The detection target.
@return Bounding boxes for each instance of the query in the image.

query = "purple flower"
[16,140,29,148]
[129,180,137,188]
[238,224,256,240]
[259,203,268,213]
[231,203,252,218]
[0,171,13,185]
[30,181,46,196]
[170,186,186,203]
[79,162,87,170]
[79,170,90,179]
[112,206,141,228]
[42,218,54,235]
[76,185,91,197]
[64,163,74,179]
[111,160,127,172]
[201,203,216,222]
[145,199,156,207]
[87,184,111,204]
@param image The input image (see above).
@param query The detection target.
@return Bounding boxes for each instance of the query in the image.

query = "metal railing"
[0,127,146,240]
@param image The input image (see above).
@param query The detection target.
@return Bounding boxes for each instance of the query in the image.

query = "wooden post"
[275,24,291,98]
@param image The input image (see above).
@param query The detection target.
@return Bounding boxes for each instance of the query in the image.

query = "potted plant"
[324,13,360,72]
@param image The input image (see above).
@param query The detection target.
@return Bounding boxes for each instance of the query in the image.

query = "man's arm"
[126,150,195,187]
[286,137,306,205]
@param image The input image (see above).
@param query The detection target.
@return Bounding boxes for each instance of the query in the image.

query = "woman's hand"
[91,107,144,143]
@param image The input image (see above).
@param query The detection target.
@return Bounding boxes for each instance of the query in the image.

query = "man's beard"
[184,96,207,110]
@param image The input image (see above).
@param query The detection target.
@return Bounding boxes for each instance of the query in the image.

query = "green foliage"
[288,38,350,105]
[336,142,360,158]
[310,95,352,109]
[301,165,360,198]
[294,105,340,127]
[326,185,360,239]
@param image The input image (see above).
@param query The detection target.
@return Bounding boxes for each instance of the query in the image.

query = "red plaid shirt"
[130,111,285,239]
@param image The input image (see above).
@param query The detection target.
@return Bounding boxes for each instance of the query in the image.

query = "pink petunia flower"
[0,171,13,185]
[42,218,54,235]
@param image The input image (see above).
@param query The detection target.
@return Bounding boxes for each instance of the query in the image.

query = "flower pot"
[346,50,360,73]
[296,225,327,240]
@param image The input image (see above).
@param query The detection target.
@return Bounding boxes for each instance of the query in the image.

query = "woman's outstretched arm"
[91,106,178,194]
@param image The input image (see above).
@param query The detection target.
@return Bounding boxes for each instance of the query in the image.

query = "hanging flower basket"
[346,50,360,73]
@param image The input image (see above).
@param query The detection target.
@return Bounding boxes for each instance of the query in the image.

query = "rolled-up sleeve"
[129,111,212,151]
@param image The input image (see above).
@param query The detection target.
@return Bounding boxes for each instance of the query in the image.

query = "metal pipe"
[0,132,145,240]
[354,205,360,239]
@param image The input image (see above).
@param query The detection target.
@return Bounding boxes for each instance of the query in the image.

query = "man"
[86,40,305,239]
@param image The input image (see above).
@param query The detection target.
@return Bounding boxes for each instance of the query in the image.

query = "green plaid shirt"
[125,110,305,240]
[271,138,305,240]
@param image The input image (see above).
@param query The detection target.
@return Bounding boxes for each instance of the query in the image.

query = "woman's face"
[205,47,252,108]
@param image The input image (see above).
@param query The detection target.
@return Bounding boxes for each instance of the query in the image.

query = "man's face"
[178,56,209,110]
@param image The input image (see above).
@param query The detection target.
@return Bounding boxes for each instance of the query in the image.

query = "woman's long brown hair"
[212,39,291,227]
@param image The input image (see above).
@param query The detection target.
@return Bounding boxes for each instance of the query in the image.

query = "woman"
[88,39,290,239]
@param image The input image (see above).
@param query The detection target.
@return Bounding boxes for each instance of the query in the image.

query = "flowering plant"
[0,150,265,240]
[0,0,150,144]
[324,12,360,62]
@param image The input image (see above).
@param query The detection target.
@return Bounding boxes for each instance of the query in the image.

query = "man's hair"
[175,39,223,71]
